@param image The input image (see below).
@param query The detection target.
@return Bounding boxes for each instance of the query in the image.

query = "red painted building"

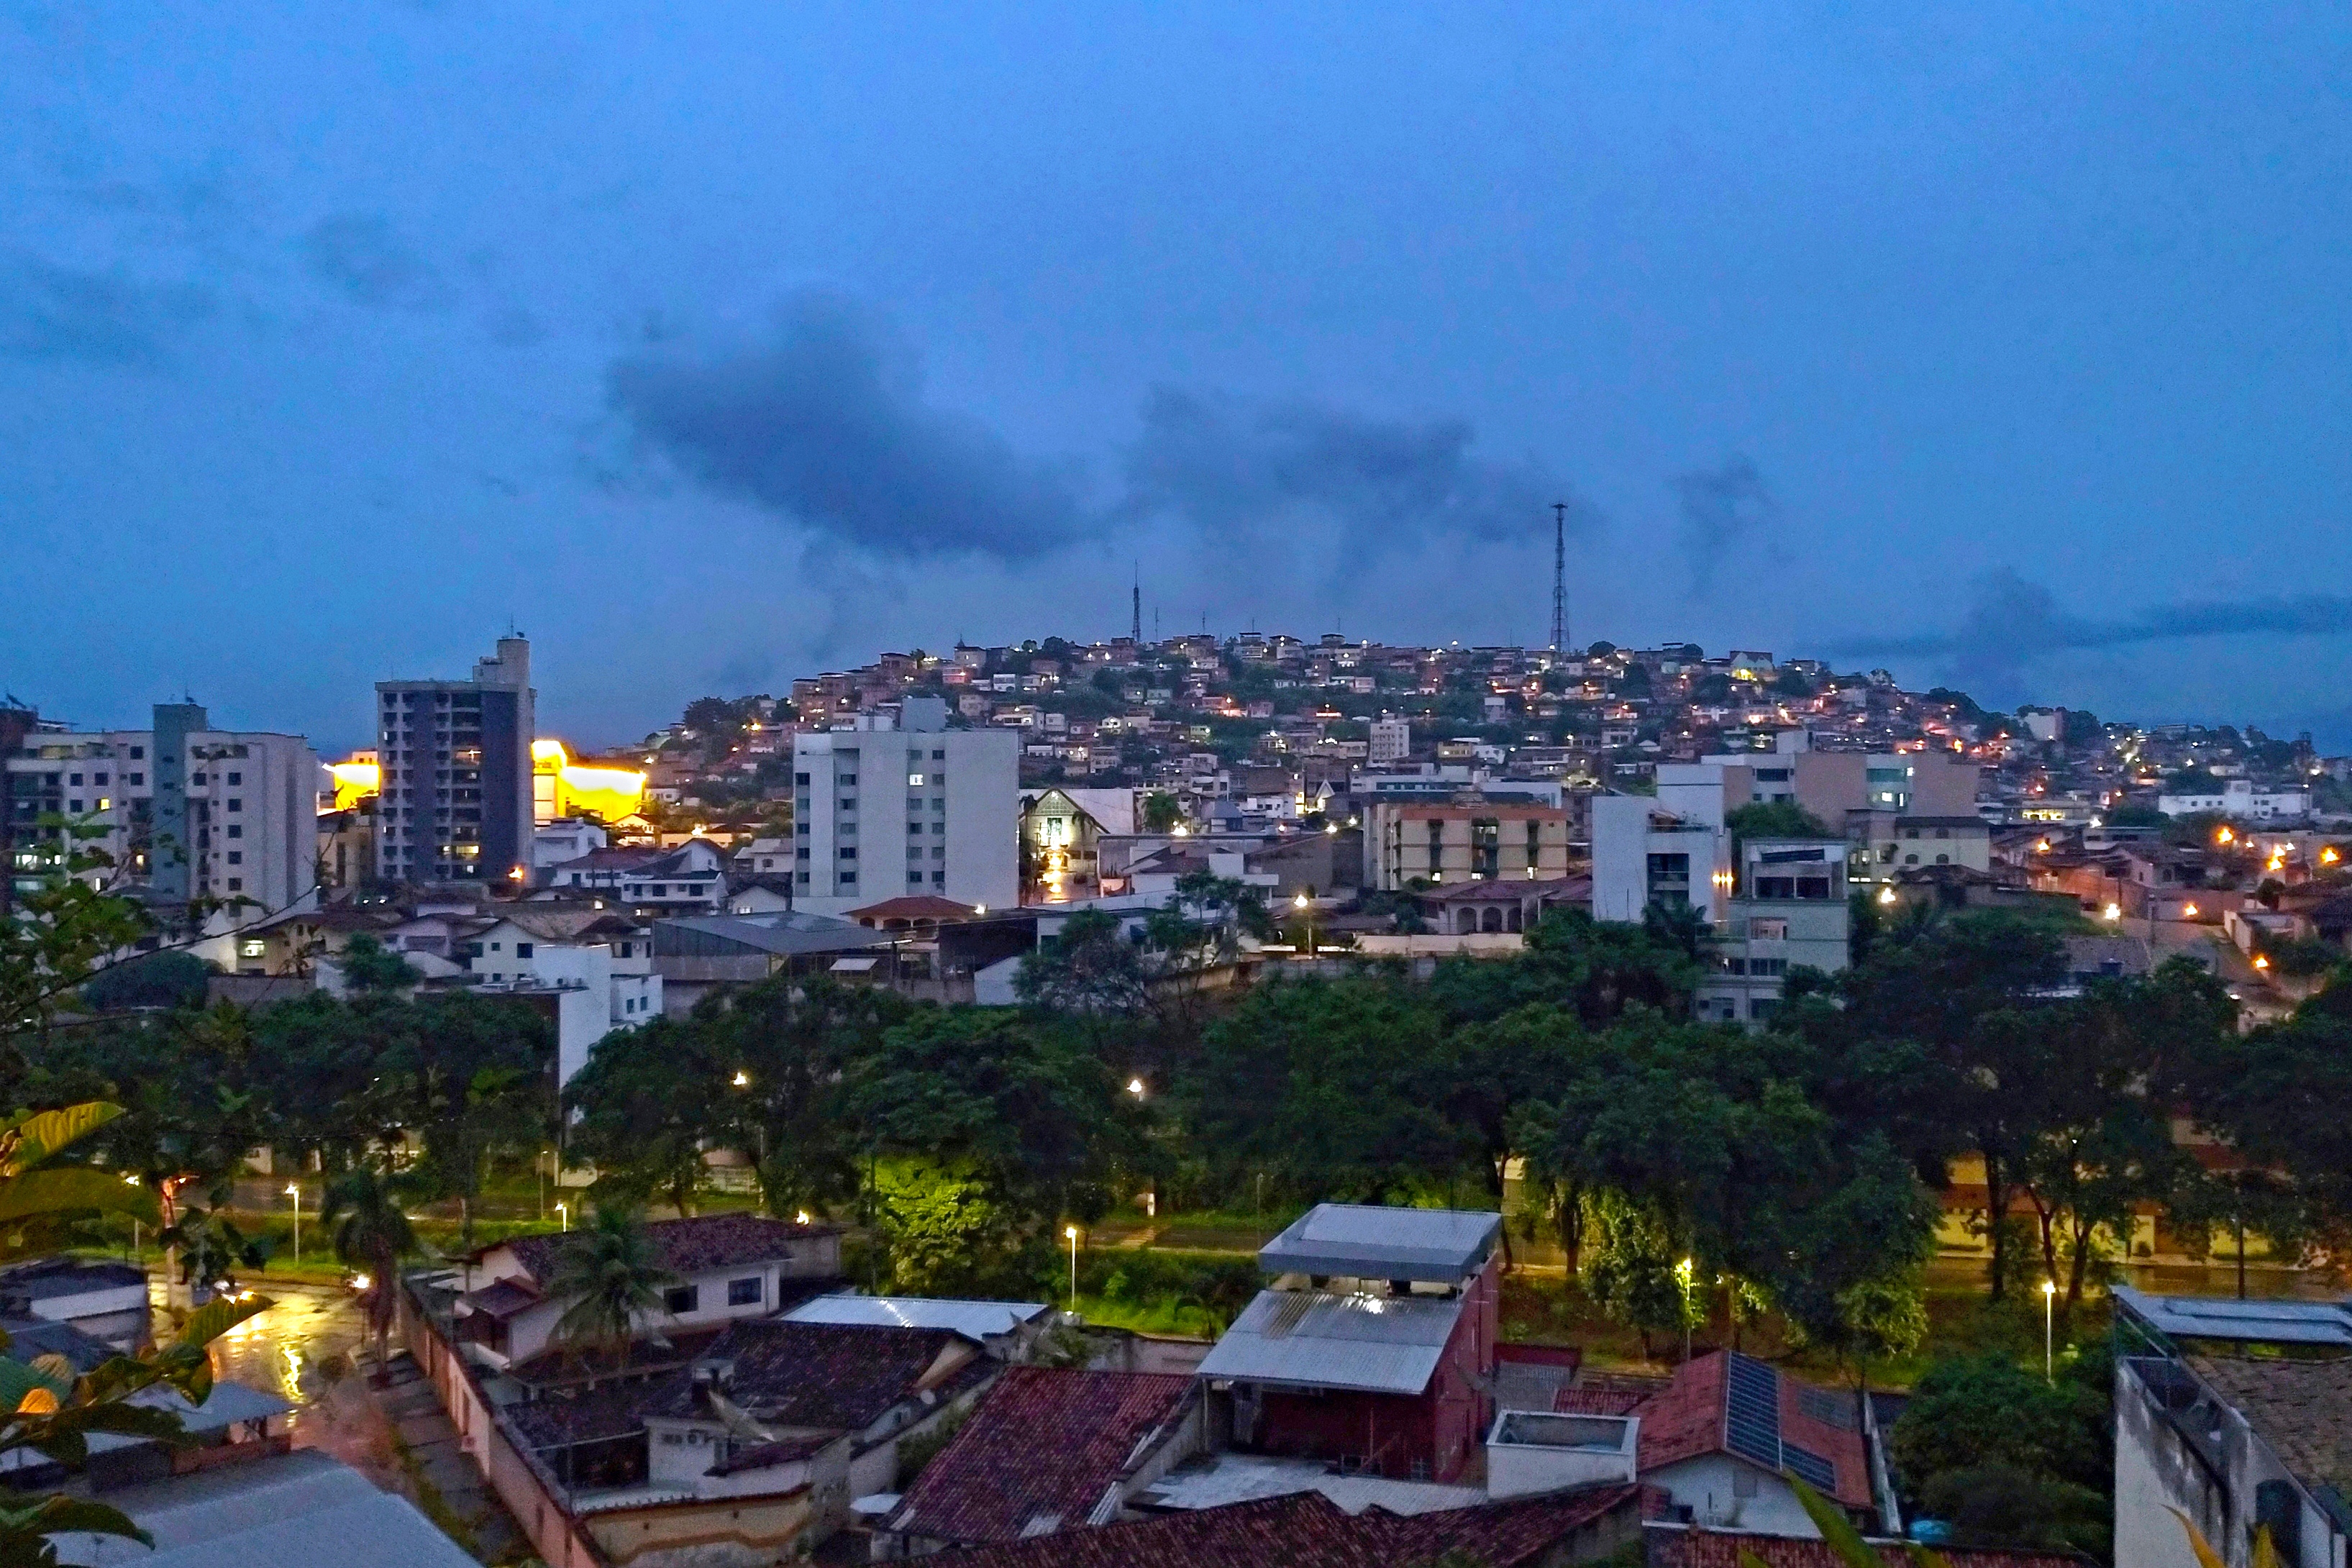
[1195,1205,1502,1484]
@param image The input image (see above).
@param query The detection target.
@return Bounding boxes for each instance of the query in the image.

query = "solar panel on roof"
[1784,1441,1838,1493]
[1724,1354,1782,1472]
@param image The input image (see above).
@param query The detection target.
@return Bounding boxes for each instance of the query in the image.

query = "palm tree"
[545,1208,680,1371]
[321,1164,421,1377]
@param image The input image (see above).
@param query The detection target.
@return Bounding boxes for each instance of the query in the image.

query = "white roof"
[1195,1288,1462,1395]
[783,1293,1050,1340]
[1259,1203,1499,1282]
[52,1449,475,1568]
[1137,1453,1484,1515]
[2115,1287,2352,1347]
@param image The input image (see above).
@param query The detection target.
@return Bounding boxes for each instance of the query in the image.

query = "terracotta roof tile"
[926,1483,1642,1568]
[890,1367,1194,1546]
[1643,1523,2086,1567]
[495,1213,839,1284]
[655,1319,976,1433]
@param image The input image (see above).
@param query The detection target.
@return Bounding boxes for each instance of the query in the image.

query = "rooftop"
[783,1294,1049,1341]
[653,1318,977,1431]
[1633,1351,1872,1510]
[2115,1287,2352,1348]
[2187,1354,2352,1513]
[493,1212,839,1284]
[922,1482,1641,1568]
[1133,1451,1485,1515]
[1194,1288,1464,1396]
[1641,1522,2087,1568]
[888,1367,1195,1546]
[1257,1202,1500,1283]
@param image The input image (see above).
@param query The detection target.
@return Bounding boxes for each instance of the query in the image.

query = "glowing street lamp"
[1064,1226,1080,1308]
[286,1183,301,1266]
[2041,1279,2056,1381]
[2102,903,2122,923]
[555,1202,570,1233]
[1126,1077,1146,1098]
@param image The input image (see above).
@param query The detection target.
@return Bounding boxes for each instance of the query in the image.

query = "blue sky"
[5,3,2349,750]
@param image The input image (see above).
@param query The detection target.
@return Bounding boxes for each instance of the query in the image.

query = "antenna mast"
[1131,564,1142,645]
[1549,501,1569,653]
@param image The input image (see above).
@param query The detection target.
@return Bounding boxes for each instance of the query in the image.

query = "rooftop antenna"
[1549,502,1569,653]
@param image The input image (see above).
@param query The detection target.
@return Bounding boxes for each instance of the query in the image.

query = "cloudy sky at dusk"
[5,4,2349,749]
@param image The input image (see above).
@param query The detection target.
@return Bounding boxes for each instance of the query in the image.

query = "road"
[152,1275,369,1446]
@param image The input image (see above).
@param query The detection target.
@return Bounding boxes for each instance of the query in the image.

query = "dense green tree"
[78,951,208,1013]
[1892,1348,2112,1555]
[565,1013,735,1218]
[2187,972,2352,1257]
[378,993,553,1246]
[1013,910,1150,1017]
[1188,977,1469,1205]
[719,975,909,1219]
[1425,908,1700,1029]
[337,934,418,991]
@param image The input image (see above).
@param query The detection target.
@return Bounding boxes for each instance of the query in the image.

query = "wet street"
[150,1275,370,1445]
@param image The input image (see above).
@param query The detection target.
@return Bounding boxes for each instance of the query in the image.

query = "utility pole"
[1549,502,1569,654]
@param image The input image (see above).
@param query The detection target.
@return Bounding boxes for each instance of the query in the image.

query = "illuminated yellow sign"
[533,738,647,824]
[327,758,380,811]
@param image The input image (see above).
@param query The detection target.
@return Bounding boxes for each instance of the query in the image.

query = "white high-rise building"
[791,698,1018,915]
[4,703,319,929]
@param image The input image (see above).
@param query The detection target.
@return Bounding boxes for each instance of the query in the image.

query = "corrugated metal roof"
[1258,1204,1498,1283]
[1195,1289,1461,1395]
[783,1293,1049,1339]
[2115,1287,2352,1347]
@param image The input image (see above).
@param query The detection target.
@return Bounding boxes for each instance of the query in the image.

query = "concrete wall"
[1649,1454,1818,1536]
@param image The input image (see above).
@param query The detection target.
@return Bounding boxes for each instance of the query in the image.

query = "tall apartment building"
[375,638,534,886]
[1695,837,1853,1026]
[791,697,1018,916]
[4,703,319,928]
[1589,794,1732,924]
[1367,716,1413,765]
[1359,798,1574,890]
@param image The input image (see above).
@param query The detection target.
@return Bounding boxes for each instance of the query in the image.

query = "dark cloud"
[1122,387,1573,552]
[605,291,1087,560]
[604,291,1589,570]
[0,257,214,368]
[1841,567,2352,697]
[300,213,451,310]
[1672,455,1777,598]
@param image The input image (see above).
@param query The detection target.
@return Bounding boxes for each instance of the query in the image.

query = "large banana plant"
[0,1101,270,1566]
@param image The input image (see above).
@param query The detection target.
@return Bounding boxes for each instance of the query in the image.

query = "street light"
[1064,1226,1080,1309]
[1675,1257,1695,1364]
[1293,890,1315,958]
[731,1070,750,1088]
[2041,1279,2056,1382]
[286,1184,301,1266]
[555,1202,569,1233]
[1126,1077,1146,1098]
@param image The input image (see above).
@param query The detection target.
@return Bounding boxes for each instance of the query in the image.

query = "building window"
[227,824,242,839]
[665,1285,700,1315]
[839,872,857,886]
[129,747,143,760]
[227,772,241,785]
[908,773,924,786]
[226,878,242,891]
[727,1277,762,1307]
[227,799,241,812]
[226,852,242,865]
[516,942,534,957]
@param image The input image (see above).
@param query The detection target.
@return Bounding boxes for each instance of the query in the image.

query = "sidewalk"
[347,1342,524,1564]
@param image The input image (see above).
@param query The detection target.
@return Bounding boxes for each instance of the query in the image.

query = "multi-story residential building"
[1360,799,1574,890]
[460,908,661,1084]
[1369,716,1413,765]
[792,698,1018,916]
[1589,795,1731,924]
[374,637,534,886]
[1696,837,1853,1026]
[4,703,319,931]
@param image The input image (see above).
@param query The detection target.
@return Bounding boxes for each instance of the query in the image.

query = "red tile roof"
[1644,1523,2086,1567]
[1632,1352,1873,1511]
[494,1213,838,1284]
[925,1484,1642,1568]
[890,1367,1195,1546]
[847,895,983,921]
[653,1319,977,1432]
